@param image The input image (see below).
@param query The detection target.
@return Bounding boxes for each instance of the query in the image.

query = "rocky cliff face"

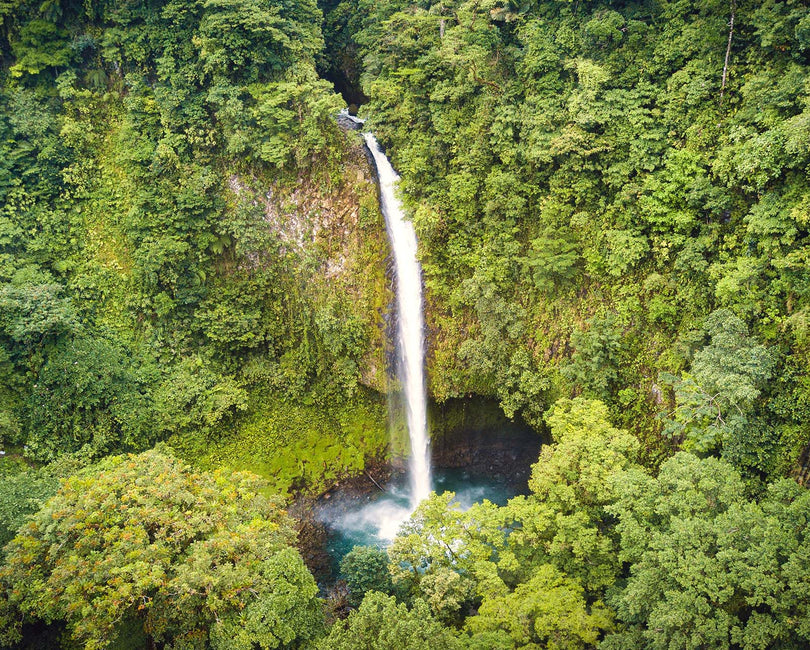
[227,132,393,394]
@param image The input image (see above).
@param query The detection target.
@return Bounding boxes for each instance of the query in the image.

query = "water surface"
[318,466,523,570]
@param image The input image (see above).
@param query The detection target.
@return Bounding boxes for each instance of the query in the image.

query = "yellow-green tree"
[319,591,461,650]
[0,449,323,649]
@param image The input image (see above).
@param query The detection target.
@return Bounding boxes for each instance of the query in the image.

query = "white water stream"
[340,110,432,514]
[364,132,432,508]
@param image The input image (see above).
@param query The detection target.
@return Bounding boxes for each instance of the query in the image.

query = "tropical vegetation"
[1,0,809,647]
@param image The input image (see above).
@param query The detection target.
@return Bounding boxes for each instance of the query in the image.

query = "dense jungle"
[1,0,810,648]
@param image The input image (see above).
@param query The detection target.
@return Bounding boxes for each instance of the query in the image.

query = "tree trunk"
[720,0,736,105]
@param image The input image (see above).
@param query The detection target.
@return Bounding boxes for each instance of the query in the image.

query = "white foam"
[339,108,366,125]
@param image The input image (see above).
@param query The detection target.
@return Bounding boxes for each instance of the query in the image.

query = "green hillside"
[0,1,809,648]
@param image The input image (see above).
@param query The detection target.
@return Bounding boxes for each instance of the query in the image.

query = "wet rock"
[337,112,363,131]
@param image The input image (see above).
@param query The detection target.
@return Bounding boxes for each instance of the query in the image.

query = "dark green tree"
[339,545,394,607]
[605,453,810,650]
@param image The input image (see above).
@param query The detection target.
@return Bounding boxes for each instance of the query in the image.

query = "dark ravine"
[429,397,544,490]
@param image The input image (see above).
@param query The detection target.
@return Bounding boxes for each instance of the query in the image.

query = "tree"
[0,449,323,649]
[524,226,580,291]
[197,0,322,85]
[318,591,461,650]
[152,355,248,439]
[604,453,810,650]
[339,545,394,607]
[8,19,71,78]
[0,283,76,353]
[691,310,775,413]
[502,398,640,593]
[562,314,624,400]
[661,309,775,454]
[0,452,91,555]
[24,337,151,460]
[465,564,612,650]
[388,491,504,618]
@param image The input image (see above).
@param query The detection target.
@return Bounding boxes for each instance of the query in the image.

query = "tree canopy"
[0,449,323,649]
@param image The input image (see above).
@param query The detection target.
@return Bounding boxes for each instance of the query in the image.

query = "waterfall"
[356,125,431,508]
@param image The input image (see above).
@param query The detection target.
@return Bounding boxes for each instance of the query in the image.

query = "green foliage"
[525,226,580,291]
[168,388,388,496]
[0,453,89,554]
[503,398,640,592]
[0,449,323,649]
[153,355,248,439]
[386,398,636,638]
[465,564,612,650]
[226,73,344,169]
[339,545,394,607]
[0,465,57,550]
[378,399,810,649]
[454,282,549,424]
[353,0,810,471]
[0,0,385,477]
[691,310,776,412]
[562,313,624,400]
[197,0,322,84]
[0,283,76,351]
[25,337,152,460]
[388,492,498,620]
[660,309,776,457]
[9,19,71,77]
[318,591,461,650]
[605,453,810,650]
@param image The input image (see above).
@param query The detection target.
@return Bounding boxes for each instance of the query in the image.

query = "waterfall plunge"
[364,132,432,508]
